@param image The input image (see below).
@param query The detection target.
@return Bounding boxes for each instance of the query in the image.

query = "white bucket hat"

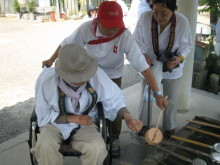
[55,44,98,83]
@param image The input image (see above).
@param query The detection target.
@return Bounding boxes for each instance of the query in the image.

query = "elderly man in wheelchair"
[29,44,143,165]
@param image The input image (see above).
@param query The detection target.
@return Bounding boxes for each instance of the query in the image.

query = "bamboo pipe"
[187,120,220,129]
[185,126,220,139]
[171,135,210,148]
[161,141,210,157]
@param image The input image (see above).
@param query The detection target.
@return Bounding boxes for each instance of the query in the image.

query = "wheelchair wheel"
[103,120,112,165]
[28,122,38,165]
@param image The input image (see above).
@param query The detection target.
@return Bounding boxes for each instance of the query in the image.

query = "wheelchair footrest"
[59,142,83,157]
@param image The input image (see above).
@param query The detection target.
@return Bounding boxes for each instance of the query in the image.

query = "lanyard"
[151,13,176,56]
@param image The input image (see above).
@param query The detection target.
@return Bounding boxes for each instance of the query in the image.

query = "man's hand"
[155,95,168,111]
[167,56,181,69]
[67,115,93,126]
[42,58,54,68]
[123,113,143,132]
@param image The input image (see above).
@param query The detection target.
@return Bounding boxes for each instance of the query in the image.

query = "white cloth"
[60,20,149,79]
[82,15,94,22]
[116,0,129,16]
[137,0,151,18]
[35,67,126,140]
[128,0,141,26]
[57,77,86,109]
[214,42,220,56]
[215,19,220,43]
[133,11,193,79]
[215,19,220,56]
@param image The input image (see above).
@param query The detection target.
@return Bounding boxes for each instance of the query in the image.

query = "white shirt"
[137,0,151,18]
[215,19,220,43]
[35,67,126,139]
[133,11,193,79]
[128,0,141,24]
[116,0,129,16]
[60,20,149,79]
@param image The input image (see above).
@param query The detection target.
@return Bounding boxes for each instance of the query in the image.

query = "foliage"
[198,0,220,23]
[59,0,65,3]
[13,0,21,13]
[28,0,36,13]
[206,53,220,76]
[207,35,215,53]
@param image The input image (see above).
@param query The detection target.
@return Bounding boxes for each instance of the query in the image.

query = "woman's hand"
[167,56,182,69]
[67,115,93,126]
[155,95,168,111]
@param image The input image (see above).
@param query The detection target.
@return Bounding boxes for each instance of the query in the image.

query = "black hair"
[150,0,177,12]
[87,5,98,18]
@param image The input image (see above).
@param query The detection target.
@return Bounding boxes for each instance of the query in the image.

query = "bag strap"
[151,13,176,57]
[83,82,98,115]
[58,82,97,115]
[58,82,97,142]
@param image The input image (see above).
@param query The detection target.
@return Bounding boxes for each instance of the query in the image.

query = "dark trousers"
[111,77,122,140]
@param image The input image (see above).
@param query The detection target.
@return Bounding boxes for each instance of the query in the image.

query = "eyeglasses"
[152,10,170,18]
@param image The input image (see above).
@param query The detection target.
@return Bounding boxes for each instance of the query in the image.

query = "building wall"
[0,0,15,15]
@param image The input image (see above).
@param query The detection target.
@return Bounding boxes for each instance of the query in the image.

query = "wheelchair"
[28,102,112,165]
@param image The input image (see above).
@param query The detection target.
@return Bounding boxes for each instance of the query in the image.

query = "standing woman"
[133,0,193,138]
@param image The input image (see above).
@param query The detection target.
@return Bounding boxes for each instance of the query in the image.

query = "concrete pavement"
[0,81,219,165]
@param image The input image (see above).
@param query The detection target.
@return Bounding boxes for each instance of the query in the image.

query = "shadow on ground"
[0,98,34,143]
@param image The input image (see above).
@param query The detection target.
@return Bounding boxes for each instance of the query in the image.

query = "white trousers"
[138,77,180,131]
[137,61,163,126]
[162,78,180,130]
[31,124,108,165]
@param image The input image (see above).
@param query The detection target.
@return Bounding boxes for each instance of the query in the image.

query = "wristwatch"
[153,90,162,97]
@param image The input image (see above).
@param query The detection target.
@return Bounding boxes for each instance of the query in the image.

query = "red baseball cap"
[97,1,125,28]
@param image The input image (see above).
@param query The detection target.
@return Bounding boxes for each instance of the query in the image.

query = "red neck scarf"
[87,18,126,45]
[151,13,176,56]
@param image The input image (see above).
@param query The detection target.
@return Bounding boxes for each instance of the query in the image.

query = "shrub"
[13,0,21,13]
[28,0,36,13]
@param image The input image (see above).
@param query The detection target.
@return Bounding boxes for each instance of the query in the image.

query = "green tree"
[198,0,220,24]
[13,0,21,13]
[28,0,36,13]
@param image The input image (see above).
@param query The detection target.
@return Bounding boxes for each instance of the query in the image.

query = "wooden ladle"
[145,110,163,145]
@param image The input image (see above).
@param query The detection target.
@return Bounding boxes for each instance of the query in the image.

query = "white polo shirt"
[60,20,149,79]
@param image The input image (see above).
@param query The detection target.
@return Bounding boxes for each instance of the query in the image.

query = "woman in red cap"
[42,1,168,157]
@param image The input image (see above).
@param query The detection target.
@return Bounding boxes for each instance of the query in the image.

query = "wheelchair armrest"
[97,102,105,120]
